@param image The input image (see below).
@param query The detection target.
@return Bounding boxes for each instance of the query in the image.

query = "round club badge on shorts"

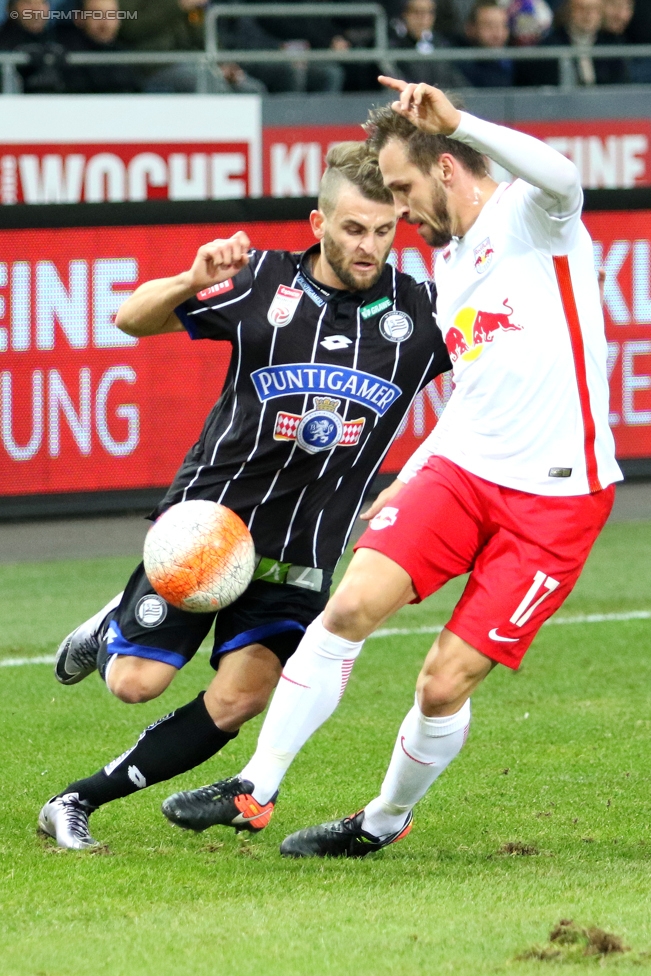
[378,310,413,343]
[136,595,168,628]
[297,406,344,454]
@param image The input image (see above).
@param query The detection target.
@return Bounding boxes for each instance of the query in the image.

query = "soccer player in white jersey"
[168,78,622,857]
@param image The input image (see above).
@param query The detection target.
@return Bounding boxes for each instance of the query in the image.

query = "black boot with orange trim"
[162,776,277,834]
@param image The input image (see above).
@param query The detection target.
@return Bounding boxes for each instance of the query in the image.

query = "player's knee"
[205,687,269,730]
[108,673,160,704]
[323,585,369,638]
[416,672,466,713]
[107,659,172,704]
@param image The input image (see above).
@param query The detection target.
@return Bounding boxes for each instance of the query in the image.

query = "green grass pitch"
[1,520,651,975]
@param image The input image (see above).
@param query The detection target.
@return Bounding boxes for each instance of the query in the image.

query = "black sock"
[96,639,111,682]
[63,692,236,808]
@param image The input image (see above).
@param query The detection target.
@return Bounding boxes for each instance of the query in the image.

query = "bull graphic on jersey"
[445,299,522,364]
[473,237,494,275]
[273,397,365,454]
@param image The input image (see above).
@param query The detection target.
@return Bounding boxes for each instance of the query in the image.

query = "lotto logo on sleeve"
[267,284,303,327]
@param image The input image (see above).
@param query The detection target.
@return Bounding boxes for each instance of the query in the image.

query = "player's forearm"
[115,274,194,337]
[452,112,582,217]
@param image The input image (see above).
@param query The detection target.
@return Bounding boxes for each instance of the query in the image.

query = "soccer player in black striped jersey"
[39,142,450,851]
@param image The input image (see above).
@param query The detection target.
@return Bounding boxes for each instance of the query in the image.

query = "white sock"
[104,653,118,693]
[362,698,471,838]
[240,614,364,804]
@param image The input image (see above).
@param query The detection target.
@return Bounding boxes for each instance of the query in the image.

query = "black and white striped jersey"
[157,244,450,573]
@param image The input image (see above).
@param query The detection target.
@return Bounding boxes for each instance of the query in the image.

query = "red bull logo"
[473,237,495,275]
[445,299,523,363]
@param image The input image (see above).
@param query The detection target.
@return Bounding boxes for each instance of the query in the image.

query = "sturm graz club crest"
[378,311,413,343]
[135,595,168,628]
[298,401,343,454]
[273,397,365,454]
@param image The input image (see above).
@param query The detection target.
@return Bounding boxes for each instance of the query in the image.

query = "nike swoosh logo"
[232,812,266,824]
[488,628,519,643]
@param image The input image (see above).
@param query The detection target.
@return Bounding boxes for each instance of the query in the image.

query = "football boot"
[54,592,122,685]
[280,809,413,858]
[38,793,100,850]
[162,775,277,834]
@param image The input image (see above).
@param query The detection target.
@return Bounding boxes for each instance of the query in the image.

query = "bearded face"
[322,228,390,291]
[414,178,453,248]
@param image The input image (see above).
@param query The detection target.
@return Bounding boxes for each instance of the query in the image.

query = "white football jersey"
[406,179,622,496]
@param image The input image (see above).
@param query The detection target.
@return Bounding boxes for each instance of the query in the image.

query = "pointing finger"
[378,75,406,92]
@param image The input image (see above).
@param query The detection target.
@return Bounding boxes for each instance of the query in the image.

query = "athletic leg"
[362,628,493,837]
[203,643,282,731]
[41,566,218,848]
[238,549,416,805]
[280,466,616,857]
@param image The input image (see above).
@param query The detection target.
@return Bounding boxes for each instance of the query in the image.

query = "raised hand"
[187,231,251,294]
[378,76,461,137]
[360,478,405,521]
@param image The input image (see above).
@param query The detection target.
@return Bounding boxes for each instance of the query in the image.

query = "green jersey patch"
[360,297,393,320]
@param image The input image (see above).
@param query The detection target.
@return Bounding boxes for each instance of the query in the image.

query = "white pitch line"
[371,609,651,639]
[0,654,57,668]
[1,610,649,668]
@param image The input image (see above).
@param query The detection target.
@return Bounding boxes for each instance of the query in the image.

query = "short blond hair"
[318,141,393,215]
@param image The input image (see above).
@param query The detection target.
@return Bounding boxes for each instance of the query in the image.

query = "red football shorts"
[355,456,615,669]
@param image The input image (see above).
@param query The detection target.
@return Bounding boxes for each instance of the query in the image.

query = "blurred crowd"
[0,0,649,94]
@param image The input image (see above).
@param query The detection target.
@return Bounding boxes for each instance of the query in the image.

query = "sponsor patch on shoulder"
[197,278,235,301]
[268,284,303,327]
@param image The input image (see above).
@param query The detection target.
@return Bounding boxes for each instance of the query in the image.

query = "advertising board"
[2,98,649,207]
[0,95,262,204]
[1,207,650,506]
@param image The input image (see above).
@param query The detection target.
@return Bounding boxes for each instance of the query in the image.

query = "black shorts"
[104,562,331,670]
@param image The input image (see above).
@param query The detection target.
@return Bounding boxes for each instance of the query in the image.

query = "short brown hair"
[467,0,503,24]
[318,141,393,215]
[364,104,488,178]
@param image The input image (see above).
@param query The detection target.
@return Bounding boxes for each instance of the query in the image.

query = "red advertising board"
[263,120,651,194]
[2,100,649,204]
[0,95,262,204]
[1,213,650,500]
[1,143,252,205]
[0,220,312,497]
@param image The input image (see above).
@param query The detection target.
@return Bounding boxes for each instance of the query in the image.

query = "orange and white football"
[143,500,256,613]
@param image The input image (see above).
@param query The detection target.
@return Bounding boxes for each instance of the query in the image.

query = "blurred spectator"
[389,0,469,88]
[462,0,514,85]
[615,0,651,83]
[507,0,553,44]
[231,0,347,93]
[119,0,264,93]
[0,0,68,91]
[516,0,627,85]
[59,0,140,92]
[431,0,477,38]
[626,0,649,41]
[603,0,633,35]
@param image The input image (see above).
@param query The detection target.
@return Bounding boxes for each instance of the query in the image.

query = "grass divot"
[497,841,539,856]
[516,919,630,963]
